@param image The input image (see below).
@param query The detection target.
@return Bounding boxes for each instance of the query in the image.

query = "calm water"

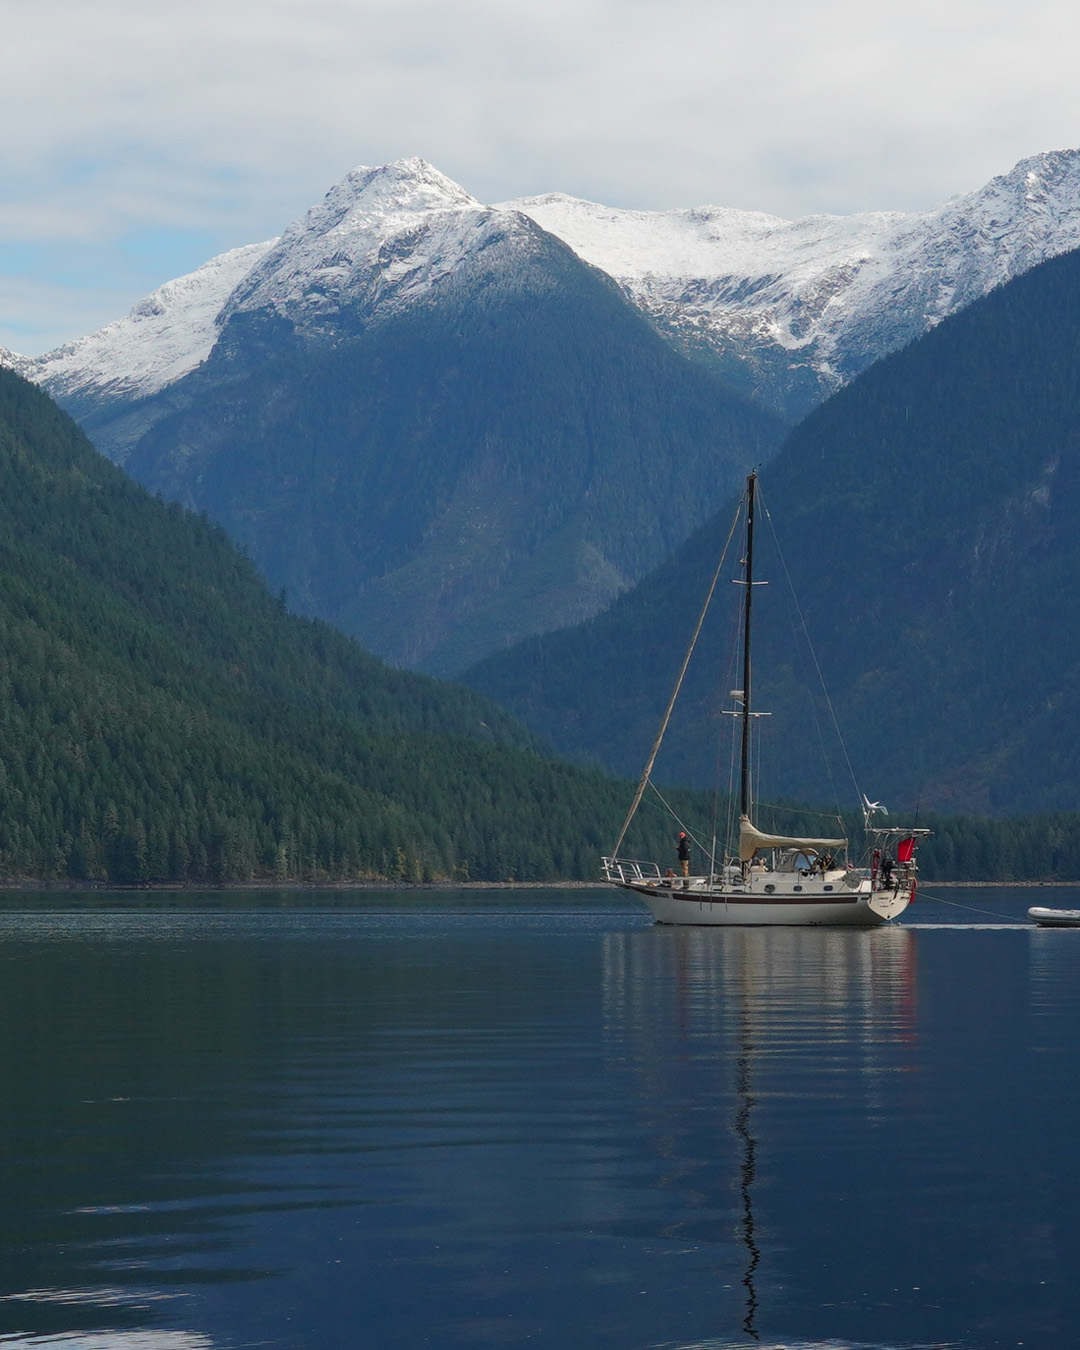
[0,885,1077,1350]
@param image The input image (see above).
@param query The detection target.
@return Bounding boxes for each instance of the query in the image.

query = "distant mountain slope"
[462,245,1080,816]
[69,163,785,675]
[0,364,681,883]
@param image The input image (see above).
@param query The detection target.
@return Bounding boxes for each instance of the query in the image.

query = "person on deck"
[677,832,691,877]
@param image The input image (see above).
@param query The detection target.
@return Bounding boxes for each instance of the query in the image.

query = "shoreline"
[0,878,1076,892]
[0,878,609,892]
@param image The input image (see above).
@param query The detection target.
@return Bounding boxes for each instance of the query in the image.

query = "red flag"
[896,836,916,864]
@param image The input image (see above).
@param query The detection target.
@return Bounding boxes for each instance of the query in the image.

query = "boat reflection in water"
[601,924,918,1346]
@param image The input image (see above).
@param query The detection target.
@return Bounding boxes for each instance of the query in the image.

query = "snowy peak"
[221,157,525,331]
[969,147,1080,214]
[929,148,1080,273]
[0,345,37,382]
[267,157,481,264]
[24,159,502,404]
[318,157,480,219]
[34,241,277,409]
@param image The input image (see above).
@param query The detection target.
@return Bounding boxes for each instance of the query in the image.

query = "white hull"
[1029,906,1080,927]
[617,872,911,926]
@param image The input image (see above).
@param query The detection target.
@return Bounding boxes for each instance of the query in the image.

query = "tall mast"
[740,472,757,819]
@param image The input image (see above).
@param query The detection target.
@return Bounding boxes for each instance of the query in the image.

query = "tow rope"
[912,889,1022,921]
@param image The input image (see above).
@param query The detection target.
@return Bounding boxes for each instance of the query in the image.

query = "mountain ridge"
[13,149,1080,425]
[503,147,1080,416]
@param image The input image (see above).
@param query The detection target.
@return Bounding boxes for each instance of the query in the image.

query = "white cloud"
[4,0,1080,351]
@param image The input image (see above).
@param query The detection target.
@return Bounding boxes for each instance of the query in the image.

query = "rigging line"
[610,495,743,858]
[756,801,847,821]
[755,801,849,841]
[645,781,729,872]
[915,889,1021,920]
[757,483,864,808]
[645,781,703,855]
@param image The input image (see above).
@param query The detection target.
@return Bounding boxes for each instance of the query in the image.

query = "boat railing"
[601,856,663,885]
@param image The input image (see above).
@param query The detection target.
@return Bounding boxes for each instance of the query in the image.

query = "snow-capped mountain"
[35,241,276,418]
[21,157,591,456]
[11,149,1080,427]
[69,157,783,673]
[501,148,1080,416]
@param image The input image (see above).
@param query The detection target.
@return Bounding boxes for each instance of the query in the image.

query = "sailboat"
[602,470,928,925]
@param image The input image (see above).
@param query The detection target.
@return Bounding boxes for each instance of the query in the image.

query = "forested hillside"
[3,360,1077,885]
[463,245,1080,819]
[0,366,693,884]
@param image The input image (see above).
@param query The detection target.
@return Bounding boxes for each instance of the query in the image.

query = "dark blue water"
[0,886,1077,1350]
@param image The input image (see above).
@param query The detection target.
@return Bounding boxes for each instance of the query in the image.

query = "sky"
[3,0,1080,355]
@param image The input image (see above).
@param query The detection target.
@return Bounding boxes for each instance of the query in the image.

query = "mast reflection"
[601,925,917,1342]
[735,999,760,1341]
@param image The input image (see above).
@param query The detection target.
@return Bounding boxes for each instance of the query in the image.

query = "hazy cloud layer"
[4,0,1080,352]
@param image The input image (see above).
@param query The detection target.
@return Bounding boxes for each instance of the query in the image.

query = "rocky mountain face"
[504,148,1080,418]
[463,244,1080,816]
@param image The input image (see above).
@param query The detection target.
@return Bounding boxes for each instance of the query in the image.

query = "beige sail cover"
[739,814,847,863]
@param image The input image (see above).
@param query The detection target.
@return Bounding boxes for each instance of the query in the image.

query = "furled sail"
[738,815,847,863]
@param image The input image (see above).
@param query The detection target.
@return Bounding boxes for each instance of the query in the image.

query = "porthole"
[764,884,775,893]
